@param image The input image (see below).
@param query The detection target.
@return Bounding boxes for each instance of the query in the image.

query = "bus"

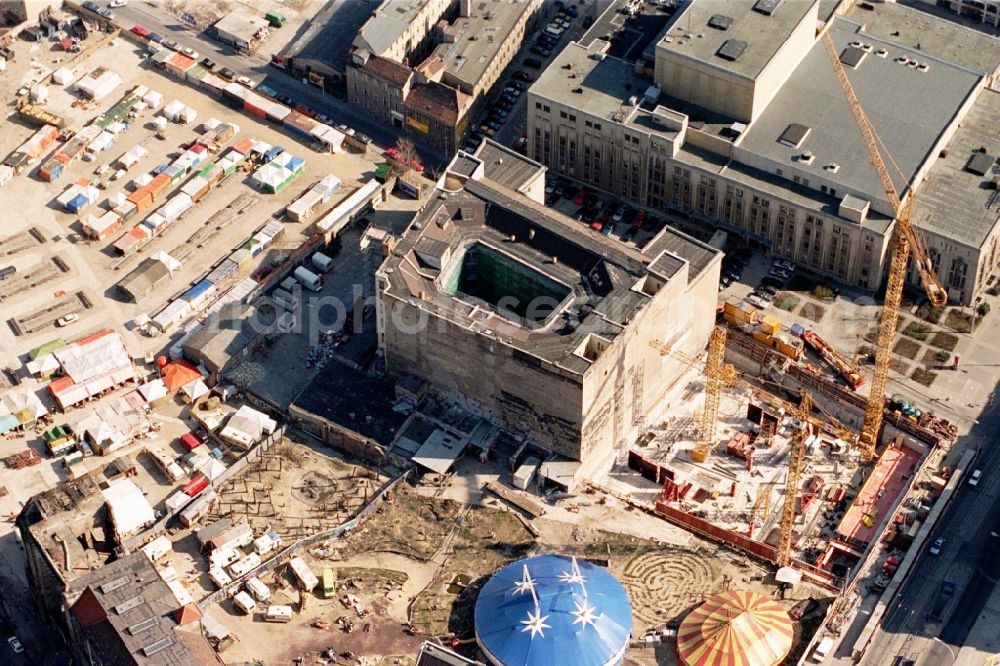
[322,568,336,599]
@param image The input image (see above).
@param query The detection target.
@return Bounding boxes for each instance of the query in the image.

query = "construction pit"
[206,485,833,665]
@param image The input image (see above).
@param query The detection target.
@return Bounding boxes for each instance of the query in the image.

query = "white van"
[265,604,292,623]
[233,590,256,615]
[245,577,271,602]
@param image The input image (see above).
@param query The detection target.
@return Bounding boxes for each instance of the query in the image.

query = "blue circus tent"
[474,554,632,666]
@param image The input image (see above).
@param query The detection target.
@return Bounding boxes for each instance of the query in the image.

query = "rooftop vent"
[917,62,930,72]
[717,39,747,61]
[895,55,909,65]
[572,87,583,94]
[708,14,733,30]
[824,163,841,173]
[875,48,888,57]
[753,0,782,15]
[779,123,811,148]
[966,151,994,176]
[142,637,174,657]
[798,150,815,165]
[840,46,866,68]
[849,40,862,48]
[861,43,874,52]
[906,60,918,68]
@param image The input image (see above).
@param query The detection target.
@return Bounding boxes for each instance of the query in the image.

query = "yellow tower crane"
[748,484,772,539]
[822,33,947,461]
[649,325,736,442]
[776,391,812,567]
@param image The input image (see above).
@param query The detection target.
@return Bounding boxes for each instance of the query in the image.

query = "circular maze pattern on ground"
[619,551,719,626]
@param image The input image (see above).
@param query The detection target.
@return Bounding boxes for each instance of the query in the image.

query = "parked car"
[276,94,294,106]
[524,58,543,69]
[82,0,100,10]
[761,276,785,289]
[746,294,769,309]
[491,108,509,120]
[200,57,216,70]
[162,39,179,51]
[583,15,595,28]
[110,0,128,6]
[573,190,587,206]
[236,75,255,87]
[968,469,982,487]
[725,269,742,282]
[612,205,628,222]
[181,46,199,59]
[147,31,165,43]
[601,222,616,236]
[513,136,527,152]
[8,636,23,654]
[510,81,527,92]
[479,125,496,137]
[632,211,647,228]
[751,290,774,303]
[56,313,79,327]
[929,537,945,555]
[218,67,237,81]
[356,133,372,145]
[513,71,534,82]
[773,258,797,272]
[567,5,579,17]
[768,268,791,280]
[719,275,732,289]
[531,46,552,58]
[758,285,779,297]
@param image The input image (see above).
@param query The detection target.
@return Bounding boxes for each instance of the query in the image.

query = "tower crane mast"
[821,33,947,460]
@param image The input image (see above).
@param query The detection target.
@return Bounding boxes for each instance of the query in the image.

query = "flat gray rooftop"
[737,16,981,215]
[474,139,545,192]
[531,42,653,122]
[657,0,817,79]
[380,180,714,376]
[278,0,376,71]
[579,0,676,63]
[915,88,1000,248]
[846,0,1000,76]
[354,0,428,57]
[434,0,534,88]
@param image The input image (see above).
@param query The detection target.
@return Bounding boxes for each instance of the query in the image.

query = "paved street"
[848,294,1000,665]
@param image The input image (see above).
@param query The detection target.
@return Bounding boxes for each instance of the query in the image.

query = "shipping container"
[179,432,202,451]
[272,288,298,312]
[179,488,217,526]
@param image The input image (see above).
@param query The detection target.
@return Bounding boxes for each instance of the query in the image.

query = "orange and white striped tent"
[677,590,794,666]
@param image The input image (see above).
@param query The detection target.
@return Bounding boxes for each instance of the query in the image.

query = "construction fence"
[198,467,413,609]
[119,426,284,555]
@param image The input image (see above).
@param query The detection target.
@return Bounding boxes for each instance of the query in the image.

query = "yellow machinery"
[748,484,772,539]
[649,326,736,443]
[822,33,947,460]
[776,391,812,566]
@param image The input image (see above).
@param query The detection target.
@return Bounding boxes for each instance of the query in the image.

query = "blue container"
[790,323,805,338]
[263,146,284,163]
[152,164,168,175]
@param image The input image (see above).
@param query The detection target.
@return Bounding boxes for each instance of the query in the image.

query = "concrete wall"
[655,50,757,124]
[379,296,585,459]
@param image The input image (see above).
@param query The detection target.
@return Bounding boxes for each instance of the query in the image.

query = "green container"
[265,11,285,27]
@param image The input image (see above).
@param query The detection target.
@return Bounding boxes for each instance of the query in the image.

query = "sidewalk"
[954,580,1000,665]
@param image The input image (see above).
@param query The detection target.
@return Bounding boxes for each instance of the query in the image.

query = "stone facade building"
[375,142,721,477]
[527,0,1000,305]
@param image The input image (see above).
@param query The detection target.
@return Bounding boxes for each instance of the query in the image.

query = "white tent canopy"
[181,378,209,402]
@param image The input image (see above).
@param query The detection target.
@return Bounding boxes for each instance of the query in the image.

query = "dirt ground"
[204,436,385,540]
